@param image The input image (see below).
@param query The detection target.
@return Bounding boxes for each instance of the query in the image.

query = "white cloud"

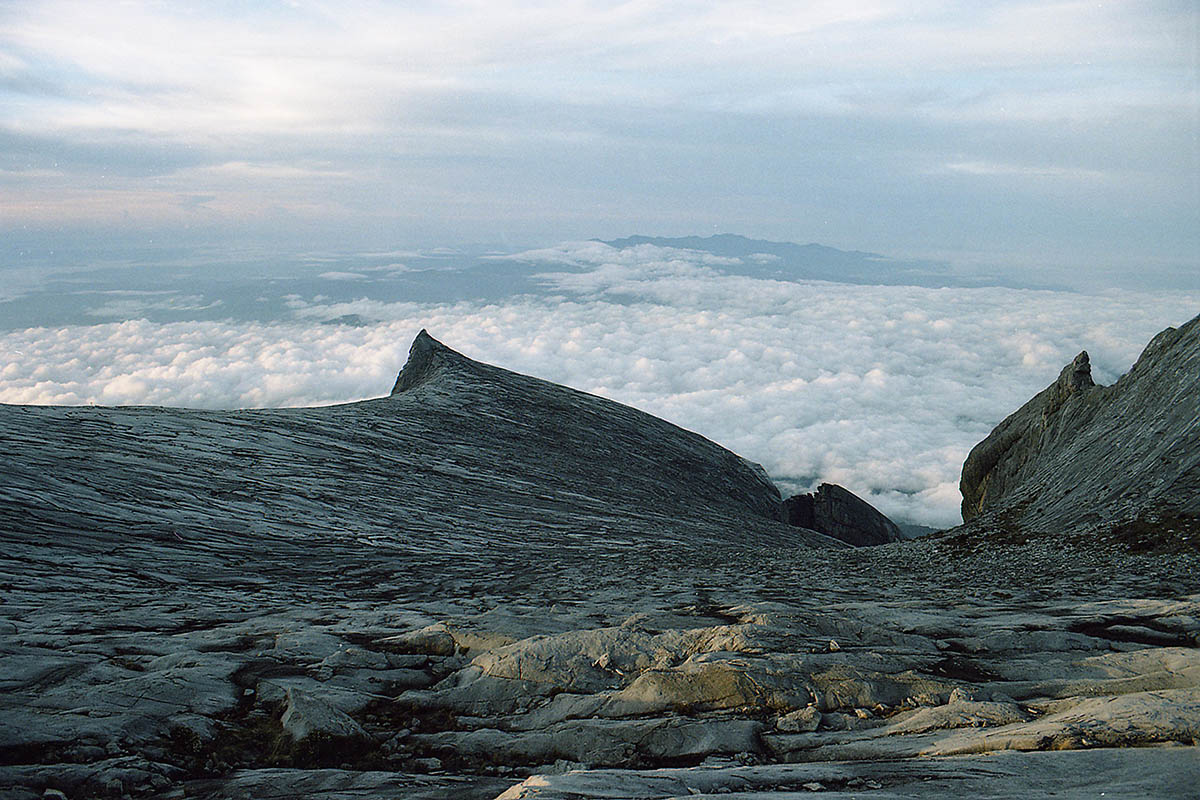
[317,271,369,281]
[943,160,1108,180]
[509,241,741,269]
[4,0,1188,143]
[83,293,224,317]
[2,1,1193,270]
[2,245,1194,529]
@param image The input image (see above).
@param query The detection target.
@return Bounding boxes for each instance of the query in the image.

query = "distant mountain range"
[0,233,1046,330]
[599,234,969,288]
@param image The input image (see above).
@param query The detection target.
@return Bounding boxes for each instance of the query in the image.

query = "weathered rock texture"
[385,329,795,529]
[960,350,1098,521]
[961,312,1200,538]
[1,327,1197,800]
[782,483,902,546]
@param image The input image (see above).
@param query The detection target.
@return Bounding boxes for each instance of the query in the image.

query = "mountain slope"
[1,328,1197,800]
[960,312,1200,538]
[0,331,831,574]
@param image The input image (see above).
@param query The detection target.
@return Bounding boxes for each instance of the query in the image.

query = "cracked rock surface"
[1,329,1197,799]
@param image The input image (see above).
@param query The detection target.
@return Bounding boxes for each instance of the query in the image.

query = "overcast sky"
[2,0,1197,281]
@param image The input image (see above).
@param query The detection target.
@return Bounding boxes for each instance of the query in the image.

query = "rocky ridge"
[960,312,1200,542]
[1,326,1198,799]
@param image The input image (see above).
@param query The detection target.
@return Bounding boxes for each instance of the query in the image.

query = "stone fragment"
[776,707,821,733]
[886,693,1031,735]
[600,661,766,716]
[379,624,458,656]
[280,688,368,745]
[929,686,1200,755]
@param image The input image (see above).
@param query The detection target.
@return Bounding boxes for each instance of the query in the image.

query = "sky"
[0,2,1197,529]
[1,0,1197,280]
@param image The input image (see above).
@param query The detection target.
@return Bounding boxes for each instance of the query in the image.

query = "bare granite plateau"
[1,319,1198,799]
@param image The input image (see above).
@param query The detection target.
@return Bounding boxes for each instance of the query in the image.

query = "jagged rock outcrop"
[782,483,902,546]
[960,350,1098,521]
[384,330,794,529]
[959,313,1200,536]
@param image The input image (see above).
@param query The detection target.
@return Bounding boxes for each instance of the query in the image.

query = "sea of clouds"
[2,242,1195,528]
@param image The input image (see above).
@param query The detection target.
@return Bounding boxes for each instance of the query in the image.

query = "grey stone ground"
[1,333,1196,799]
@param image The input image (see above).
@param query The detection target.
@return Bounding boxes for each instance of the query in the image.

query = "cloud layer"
[2,2,1196,278]
[3,243,1194,528]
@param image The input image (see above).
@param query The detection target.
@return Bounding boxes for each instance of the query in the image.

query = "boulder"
[280,688,368,747]
[775,707,822,733]
[782,483,902,546]
[884,691,1031,735]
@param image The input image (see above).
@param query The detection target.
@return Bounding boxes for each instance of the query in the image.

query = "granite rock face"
[1,328,1197,800]
[782,483,902,546]
[388,329,793,528]
[960,350,1098,522]
[960,313,1200,538]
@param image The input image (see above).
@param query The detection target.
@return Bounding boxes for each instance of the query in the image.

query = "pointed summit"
[1054,350,1095,404]
[391,330,460,395]
[378,329,793,525]
[960,349,1100,522]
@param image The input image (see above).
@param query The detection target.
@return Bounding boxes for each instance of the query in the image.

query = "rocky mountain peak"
[380,329,794,527]
[1061,349,1094,393]
[960,313,1199,534]
[390,329,459,394]
[960,349,1102,522]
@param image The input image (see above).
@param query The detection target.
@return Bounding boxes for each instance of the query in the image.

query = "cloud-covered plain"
[3,243,1194,529]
